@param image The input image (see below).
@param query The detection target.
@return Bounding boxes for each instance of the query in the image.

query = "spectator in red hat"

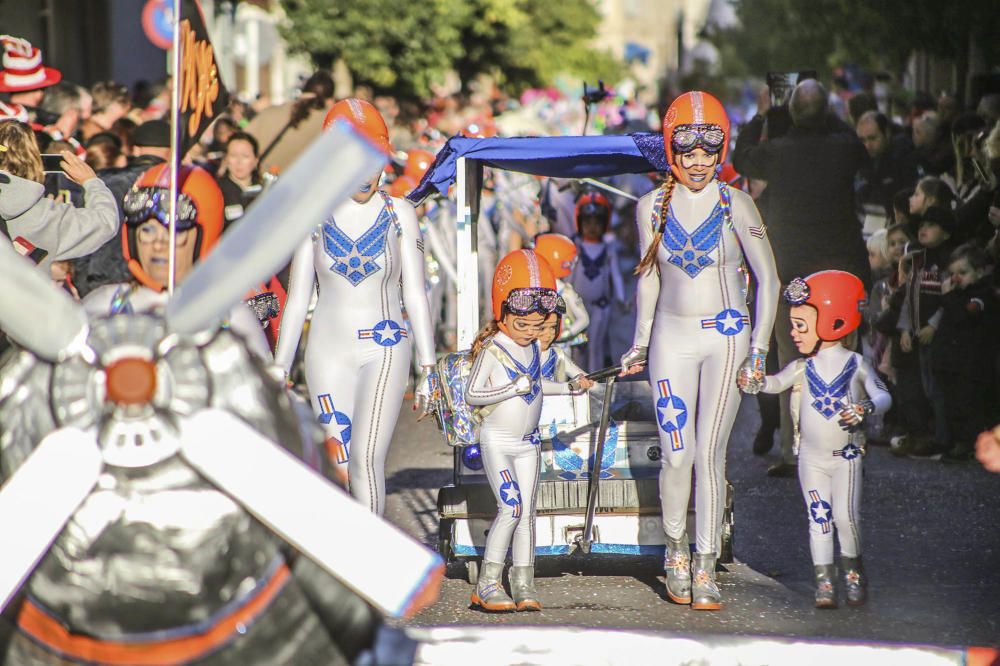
[0,35,62,120]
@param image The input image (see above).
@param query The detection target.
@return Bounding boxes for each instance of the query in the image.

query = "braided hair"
[634,173,676,276]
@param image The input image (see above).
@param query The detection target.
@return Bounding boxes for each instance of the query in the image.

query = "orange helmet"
[783,270,866,341]
[460,119,497,138]
[323,98,390,152]
[387,174,416,198]
[403,149,435,182]
[534,233,577,279]
[121,164,224,291]
[491,249,558,324]
[575,192,612,231]
[662,91,730,177]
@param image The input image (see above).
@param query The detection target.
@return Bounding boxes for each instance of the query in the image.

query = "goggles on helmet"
[504,288,562,317]
[783,277,810,305]
[123,187,199,230]
[671,123,726,155]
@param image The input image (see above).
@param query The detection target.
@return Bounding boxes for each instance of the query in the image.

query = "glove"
[837,400,875,432]
[619,345,648,374]
[568,373,596,395]
[737,347,767,394]
[513,374,533,395]
[414,365,441,421]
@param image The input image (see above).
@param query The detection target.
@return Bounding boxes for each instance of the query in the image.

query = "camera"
[766,70,817,108]
[41,154,65,173]
[582,80,610,106]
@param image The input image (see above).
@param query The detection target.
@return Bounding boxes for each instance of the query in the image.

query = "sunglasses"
[505,288,562,316]
[671,124,726,155]
[123,187,198,230]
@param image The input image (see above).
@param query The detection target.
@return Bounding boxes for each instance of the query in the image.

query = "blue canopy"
[407,132,668,203]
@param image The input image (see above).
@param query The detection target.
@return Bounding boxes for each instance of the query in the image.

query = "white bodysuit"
[83,283,271,360]
[275,191,435,516]
[465,332,570,566]
[762,344,891,564]
[571,238,625,371]
[632,180,779,555]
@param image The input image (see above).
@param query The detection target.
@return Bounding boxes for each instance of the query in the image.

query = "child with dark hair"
[930,243,999,462]
[896,206,959,458]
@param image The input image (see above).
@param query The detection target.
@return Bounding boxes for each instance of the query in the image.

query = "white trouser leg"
[693,332,744,555]
[798,455,836,565]
[649,315,746,553]
[481,436,540,566]
[346,344,411,516]
[832,455,863,558]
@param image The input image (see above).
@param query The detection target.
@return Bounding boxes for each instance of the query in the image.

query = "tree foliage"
[707,0,1000,93]
[278,0,623,99]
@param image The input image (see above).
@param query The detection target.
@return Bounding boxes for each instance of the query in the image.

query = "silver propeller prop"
[0,241,88,361]
[180,409,444,618]
[166,119,387,336]
[0,428,103,611]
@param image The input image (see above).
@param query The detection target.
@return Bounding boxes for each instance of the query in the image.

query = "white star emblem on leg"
[718,310,743,333]
[501,484,520,504]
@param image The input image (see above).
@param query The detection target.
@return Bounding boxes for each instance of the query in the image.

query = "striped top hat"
[0,36,62,93]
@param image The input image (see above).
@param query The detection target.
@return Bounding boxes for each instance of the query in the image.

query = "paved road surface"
[384,396,999,649]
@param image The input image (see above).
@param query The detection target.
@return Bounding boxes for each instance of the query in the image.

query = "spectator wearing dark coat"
[71,119,170,297]
[733,79,871,477]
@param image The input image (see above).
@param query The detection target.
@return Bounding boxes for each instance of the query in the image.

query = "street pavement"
[384,395,1000,649]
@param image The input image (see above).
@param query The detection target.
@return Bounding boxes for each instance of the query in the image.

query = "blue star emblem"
[372,319,404,346]
[838,443,862,460]
[810,499,832,525]
[656,394,687,433]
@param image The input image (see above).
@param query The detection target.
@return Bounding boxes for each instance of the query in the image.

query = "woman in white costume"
[275,99,437,516]
[621,91,780,610]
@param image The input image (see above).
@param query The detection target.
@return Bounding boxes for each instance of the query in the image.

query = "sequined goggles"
[504,288,563,316]
[671,124,726,155]
[123,187,198,229]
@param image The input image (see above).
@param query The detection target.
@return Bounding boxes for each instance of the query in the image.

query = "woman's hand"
[60,150,97,185]
[618,345,647,376]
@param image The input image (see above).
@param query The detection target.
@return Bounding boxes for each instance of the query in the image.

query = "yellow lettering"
[179,19,220,138]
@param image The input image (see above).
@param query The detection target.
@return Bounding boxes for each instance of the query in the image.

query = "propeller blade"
[180,409,443,618]
[166,120,387,336]
[0,428,102,612]
[0,242,88,361]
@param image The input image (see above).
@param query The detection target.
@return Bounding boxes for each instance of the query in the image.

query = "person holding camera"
[733,78,871,478]
[0,119,117,274]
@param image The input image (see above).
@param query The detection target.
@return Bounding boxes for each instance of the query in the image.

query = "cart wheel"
[465,559,479,585]
[438,518,454,561]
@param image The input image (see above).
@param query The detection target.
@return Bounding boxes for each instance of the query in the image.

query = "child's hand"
[900,330,913,352]
[513,374,532,395]
[568,373,595,394]
[837,401,873,432]
[917,325,935,345]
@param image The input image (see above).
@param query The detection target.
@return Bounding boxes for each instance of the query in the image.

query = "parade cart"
[409,135,734,583]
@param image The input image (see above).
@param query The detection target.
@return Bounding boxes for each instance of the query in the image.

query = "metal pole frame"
[167,0,183,294]
[455,157,484,350]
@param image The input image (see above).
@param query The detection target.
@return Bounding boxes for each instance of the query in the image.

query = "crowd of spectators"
[2,33,997,467]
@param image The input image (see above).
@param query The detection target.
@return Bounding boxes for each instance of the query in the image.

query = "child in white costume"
[465,249,593,612]
[761,270,891,608]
